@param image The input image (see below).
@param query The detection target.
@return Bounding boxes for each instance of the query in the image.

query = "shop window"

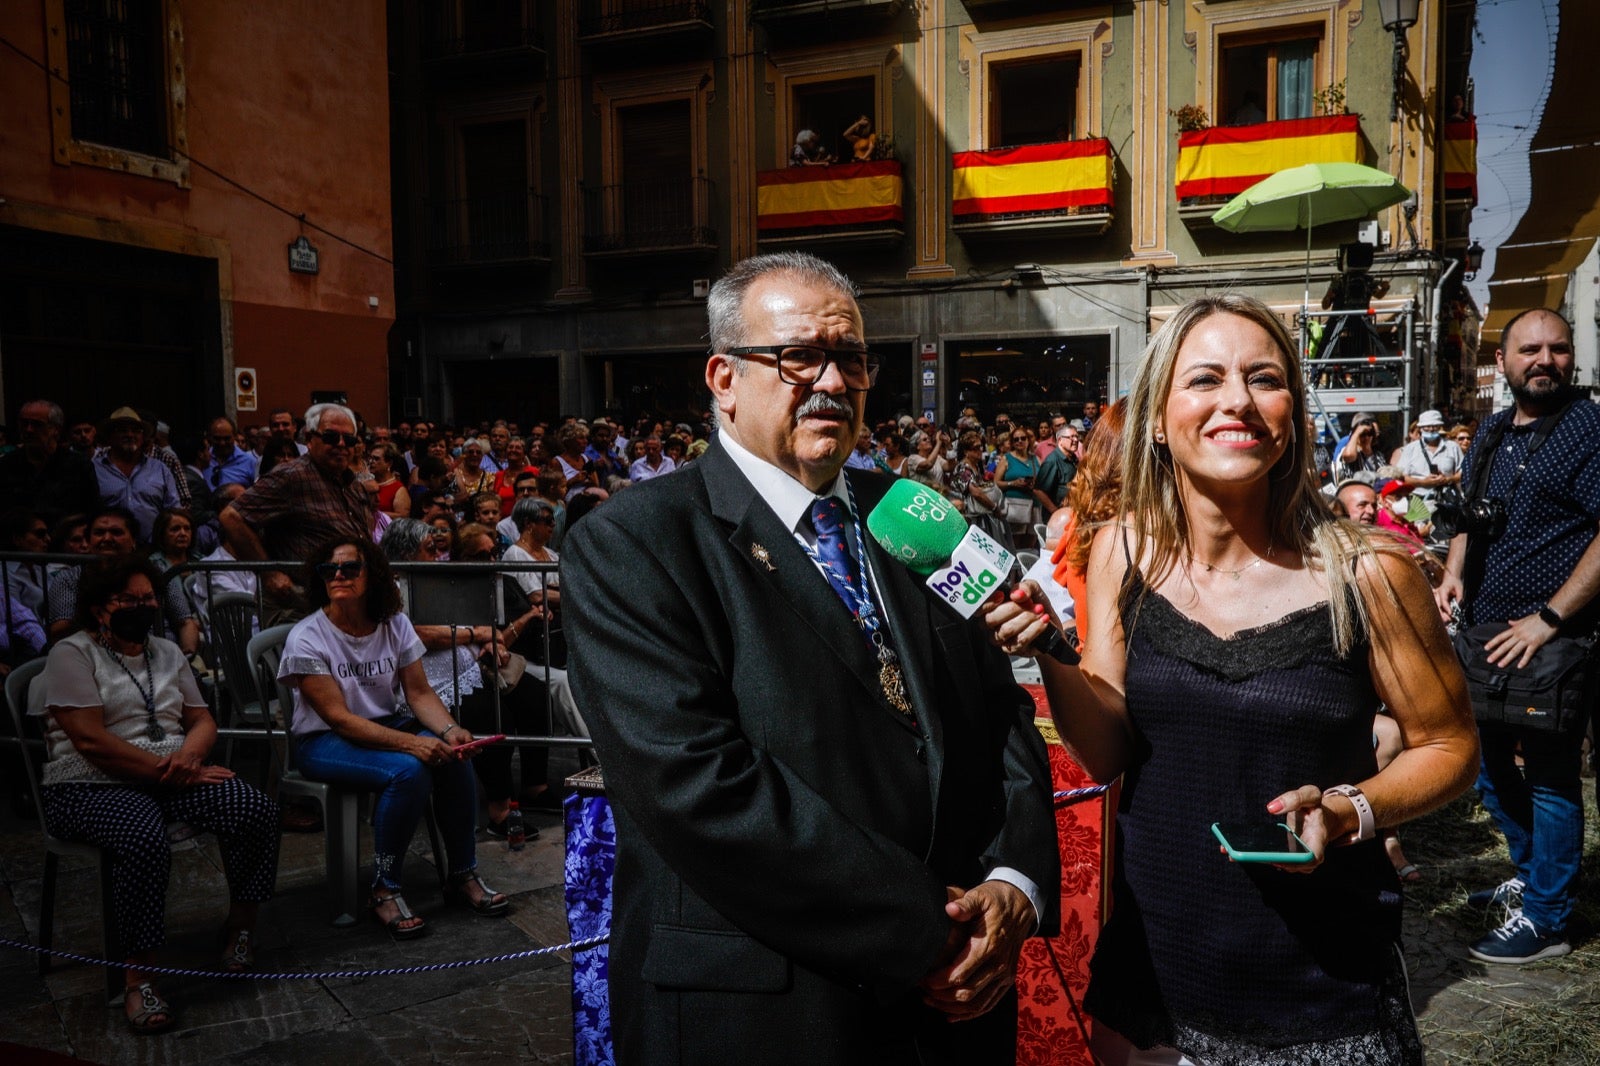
[989,54,1081,147]
[791,77,876,163]
[946,336,1110,425]
[1218,30,1320,126]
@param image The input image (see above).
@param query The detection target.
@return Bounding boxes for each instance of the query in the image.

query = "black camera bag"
[1453,624,1595,734]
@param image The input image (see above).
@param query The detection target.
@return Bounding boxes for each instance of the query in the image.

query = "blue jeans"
[295,715,480,892]
[1475,722,1584,933]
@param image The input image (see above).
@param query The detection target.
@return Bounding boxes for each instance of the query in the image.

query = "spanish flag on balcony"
[1175,115,1361,200]
[951,139,1114,216]
[1442,119,1477,205]
[756,160,903,231]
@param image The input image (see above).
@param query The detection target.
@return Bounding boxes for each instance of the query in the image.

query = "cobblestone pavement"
[5,762,1600,1063]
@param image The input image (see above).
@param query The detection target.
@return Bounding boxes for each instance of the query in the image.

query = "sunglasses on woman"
[314,560,365,580]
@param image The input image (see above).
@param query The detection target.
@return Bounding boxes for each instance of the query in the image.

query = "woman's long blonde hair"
[1120,293,1398,655]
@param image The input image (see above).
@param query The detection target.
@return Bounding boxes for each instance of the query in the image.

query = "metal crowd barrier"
[1,551,591,754]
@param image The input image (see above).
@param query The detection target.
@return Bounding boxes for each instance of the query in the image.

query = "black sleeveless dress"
[1085,578,1423,1065]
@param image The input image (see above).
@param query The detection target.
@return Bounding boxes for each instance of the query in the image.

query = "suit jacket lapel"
[703,443,895,713]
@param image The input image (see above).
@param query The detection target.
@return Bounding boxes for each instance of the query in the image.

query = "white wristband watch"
[1324,784,1375,844]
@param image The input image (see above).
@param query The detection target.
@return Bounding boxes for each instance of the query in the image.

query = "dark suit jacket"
[563,441,1059,1066]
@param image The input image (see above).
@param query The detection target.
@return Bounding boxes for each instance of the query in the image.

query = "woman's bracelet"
[440,723,459,739]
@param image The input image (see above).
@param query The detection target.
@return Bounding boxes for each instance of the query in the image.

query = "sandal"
[125,981,175,1035]
[369,890,429,940]
[220,928,255,973]
[448,871,510,917]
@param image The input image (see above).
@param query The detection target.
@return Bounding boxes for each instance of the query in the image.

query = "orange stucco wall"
[0,0,394,420]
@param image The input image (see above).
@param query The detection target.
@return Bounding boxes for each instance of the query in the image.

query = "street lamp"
[1465,239,1485,280]
[1378,0,1420,122]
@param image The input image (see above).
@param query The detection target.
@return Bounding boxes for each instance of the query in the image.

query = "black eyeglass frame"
[316,429,361,447]
[724,345,882,391]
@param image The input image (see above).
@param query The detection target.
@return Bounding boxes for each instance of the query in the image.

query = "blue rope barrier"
[0,933,608,981]
[1053,785,1109,805]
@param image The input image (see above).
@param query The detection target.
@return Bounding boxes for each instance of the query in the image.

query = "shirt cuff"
[985,866,1043,933]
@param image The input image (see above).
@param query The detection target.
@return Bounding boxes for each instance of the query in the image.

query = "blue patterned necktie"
[809,496,862,612]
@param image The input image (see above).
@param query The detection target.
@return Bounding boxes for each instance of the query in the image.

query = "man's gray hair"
[380,517,433,563]
[511,495,556,534]
[304,402,357,433]
[24,400,65,427]
[706,252,860,358]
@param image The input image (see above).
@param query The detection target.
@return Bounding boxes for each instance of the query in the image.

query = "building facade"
[389,0,1477,433]
[0,0,394,436]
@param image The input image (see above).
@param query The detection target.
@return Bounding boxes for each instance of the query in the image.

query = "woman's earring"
[1154,431,1166,444]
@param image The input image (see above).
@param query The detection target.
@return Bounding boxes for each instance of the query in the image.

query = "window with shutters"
[988,54,1081,147]
[588,65,714,253]
[435,117,541,263]
[957,22,1101,154]
[1217,27,1323,126]
[45,0,189,185]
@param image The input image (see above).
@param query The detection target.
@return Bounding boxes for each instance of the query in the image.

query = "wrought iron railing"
[582,177,716,254]
[423,1,544,59]
[577,0,712,38]
[429,191,550,265]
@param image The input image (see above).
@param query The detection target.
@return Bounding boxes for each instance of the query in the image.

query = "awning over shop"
[755,160,903,231]
[951,139,1114,216]
[1174,115,1361,201]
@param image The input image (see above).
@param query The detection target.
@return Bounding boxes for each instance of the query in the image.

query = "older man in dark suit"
[563,252,1058,1065]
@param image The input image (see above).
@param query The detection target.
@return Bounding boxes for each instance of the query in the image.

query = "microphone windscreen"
[866,478,970,575]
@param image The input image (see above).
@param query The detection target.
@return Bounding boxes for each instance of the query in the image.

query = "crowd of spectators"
[0,385,1493,1036]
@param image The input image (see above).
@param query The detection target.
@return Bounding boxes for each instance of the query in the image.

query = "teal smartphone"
[1211,821,1316,864]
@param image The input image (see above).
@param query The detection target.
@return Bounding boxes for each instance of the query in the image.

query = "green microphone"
[865,479,969,575]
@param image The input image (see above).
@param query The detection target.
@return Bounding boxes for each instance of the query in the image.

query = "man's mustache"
[796,394,853,421]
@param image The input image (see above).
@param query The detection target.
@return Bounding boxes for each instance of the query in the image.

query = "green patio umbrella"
[1211,161,1411,307]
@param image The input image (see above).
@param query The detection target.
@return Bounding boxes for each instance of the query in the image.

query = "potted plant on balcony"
[1169,104,1210,133]
[1315,80,1349,116]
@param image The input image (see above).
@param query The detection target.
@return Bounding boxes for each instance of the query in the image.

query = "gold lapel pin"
[750,542,776,571]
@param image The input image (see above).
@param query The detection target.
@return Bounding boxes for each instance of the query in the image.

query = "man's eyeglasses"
[314,560,365,581]
[726,346,881,390]
[316,430,360,447]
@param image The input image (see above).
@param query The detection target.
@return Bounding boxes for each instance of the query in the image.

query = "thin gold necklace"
[1197,544,1275,580]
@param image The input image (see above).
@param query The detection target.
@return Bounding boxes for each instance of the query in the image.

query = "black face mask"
[106,605,161,643]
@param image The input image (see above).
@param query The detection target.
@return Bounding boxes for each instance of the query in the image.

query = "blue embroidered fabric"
[564,794,616,1066]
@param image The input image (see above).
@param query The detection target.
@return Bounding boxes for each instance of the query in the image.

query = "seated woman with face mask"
[35,557,280,1034]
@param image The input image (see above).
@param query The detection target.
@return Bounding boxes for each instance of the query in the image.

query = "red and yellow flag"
[1442,118,1477,205]
[756,160,903,231]
[951,139,1114,216]
[1175,115,1361,200]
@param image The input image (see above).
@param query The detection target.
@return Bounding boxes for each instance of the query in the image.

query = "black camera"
[1431,490,1507,539]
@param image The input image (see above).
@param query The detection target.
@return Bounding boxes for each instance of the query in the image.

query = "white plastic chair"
[248,625,447,927]
[5,658,124,1003]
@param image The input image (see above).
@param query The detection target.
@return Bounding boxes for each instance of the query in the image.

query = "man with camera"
[1433,308,1600,965]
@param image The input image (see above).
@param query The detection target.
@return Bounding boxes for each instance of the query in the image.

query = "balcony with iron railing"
[951,139,1114,238]
[582,177,717,256]
[1175,114,1363,225]
[428,191,551,267]
[749,0,905,33]
[421,2,545,78]
[577,0,713,44]
[756,159,904,248]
